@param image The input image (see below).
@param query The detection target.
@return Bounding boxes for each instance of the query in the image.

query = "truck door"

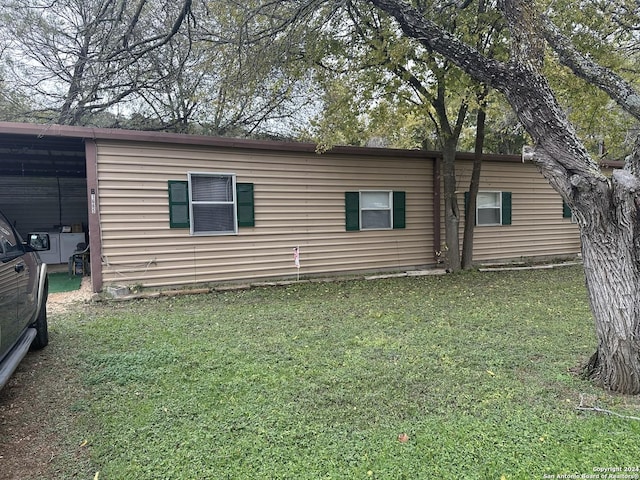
[0,216,21,359]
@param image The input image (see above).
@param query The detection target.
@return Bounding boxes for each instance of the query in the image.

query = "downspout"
[433,155,442,265]
[84,139,103,293]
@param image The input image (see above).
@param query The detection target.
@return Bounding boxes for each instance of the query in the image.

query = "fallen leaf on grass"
[397,433,409,442]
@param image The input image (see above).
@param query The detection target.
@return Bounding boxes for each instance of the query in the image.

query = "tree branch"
[365,0,505,87]
[540,15,640,122]
[577,394,640,421]
[105,0,193,62]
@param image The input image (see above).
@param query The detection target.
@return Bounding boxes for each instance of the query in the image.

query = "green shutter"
[393,191,406,229]
[168,180,190,228]
[501,191,512,225]
[345,192,360,231]
[562,200,572,218]
[236,183,255,227]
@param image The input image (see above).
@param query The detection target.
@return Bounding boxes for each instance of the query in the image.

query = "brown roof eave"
[0,121,432,159]
[0,122,504,160]
[0,121,624,166]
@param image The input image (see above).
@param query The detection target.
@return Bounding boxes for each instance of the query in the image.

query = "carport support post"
[84,139,103,293]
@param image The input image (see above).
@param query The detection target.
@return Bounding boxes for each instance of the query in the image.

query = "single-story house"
[0,121,600,293]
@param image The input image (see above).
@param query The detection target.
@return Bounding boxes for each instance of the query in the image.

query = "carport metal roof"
[0,131,86,178]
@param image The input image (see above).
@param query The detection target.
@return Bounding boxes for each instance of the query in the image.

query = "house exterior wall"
[454,158,581,263]
[0,121,617,293]
[95,140,436,288]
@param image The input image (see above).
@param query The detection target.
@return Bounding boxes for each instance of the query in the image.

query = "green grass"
[49,266,640,479]
[48,271,82,293]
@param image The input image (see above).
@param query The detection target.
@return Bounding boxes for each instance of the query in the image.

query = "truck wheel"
[30,285,49,350]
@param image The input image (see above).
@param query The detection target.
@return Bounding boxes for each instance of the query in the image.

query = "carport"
[0,122,99,290]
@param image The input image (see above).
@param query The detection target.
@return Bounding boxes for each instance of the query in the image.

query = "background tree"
[0,0,195,125]
[0,0,318,136]
[127,29,201,133]
[0,70,32,122]
[197,5,320,138]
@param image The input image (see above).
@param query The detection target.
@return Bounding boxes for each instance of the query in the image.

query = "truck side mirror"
[27,233,50,251]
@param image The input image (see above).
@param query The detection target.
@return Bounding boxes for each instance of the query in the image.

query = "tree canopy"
[2,0,636,155]
[0,0,317,136]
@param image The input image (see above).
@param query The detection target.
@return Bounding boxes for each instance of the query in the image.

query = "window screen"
[361,191,392,230]
[477,192,501,225]
[189,173,237,235]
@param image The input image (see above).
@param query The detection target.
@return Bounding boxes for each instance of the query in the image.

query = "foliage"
[0,0,317,137]
[299,0,639,159]
[457,91,530,154]
[44,266,640,478]
[0,0,195,126]
[170,0,320,138]
[0,66,33,122]
[1,0,638,152]
[300,1,483,150]
[547,63,637,161]
[541,0,640,161]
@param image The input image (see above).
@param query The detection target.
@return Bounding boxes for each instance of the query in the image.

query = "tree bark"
[432,79,468,272]
[581,169,640,393]
[442,138,461,272]
[366,0,640,393]
[462,105,485,270]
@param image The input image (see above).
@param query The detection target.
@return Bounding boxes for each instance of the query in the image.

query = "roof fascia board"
[2,121,615,166]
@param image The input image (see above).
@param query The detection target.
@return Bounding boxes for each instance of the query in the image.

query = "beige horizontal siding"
[96,141,435,288]
[454,159,580,263]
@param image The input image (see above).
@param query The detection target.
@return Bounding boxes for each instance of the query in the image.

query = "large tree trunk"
[581,170,640,393]
[515,86,640,395]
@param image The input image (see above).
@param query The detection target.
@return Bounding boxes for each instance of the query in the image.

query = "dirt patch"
[0,277,95,480]
[0,351,61,480]
[0,347,93,480]
[47,276,94,315]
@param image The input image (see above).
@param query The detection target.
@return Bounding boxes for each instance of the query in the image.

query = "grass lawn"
[48,266,640,479]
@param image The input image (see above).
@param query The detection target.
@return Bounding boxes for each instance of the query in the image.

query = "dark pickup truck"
[0,209,49,390]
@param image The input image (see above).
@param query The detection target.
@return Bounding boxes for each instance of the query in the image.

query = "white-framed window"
[465,191,512,226]
[345,191,406,231]
[168,177,254,234]
[360,191,393,230]
[188,172,237,235]
[477,192,506,226]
